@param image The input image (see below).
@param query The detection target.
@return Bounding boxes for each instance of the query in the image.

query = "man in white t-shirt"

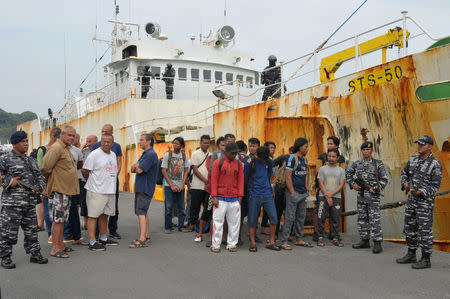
[81,134,118,251]
[188,135,211,236]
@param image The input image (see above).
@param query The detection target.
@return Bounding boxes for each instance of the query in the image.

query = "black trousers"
[189,189,208,226]
[274,186,286,236]
[317,196,341,239]
[108,179,120,233]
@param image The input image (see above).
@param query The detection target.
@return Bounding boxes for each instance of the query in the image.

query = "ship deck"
[1,192,449,298]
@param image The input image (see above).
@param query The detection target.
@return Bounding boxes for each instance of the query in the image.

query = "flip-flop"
[227,247,237,252]
[294,241,314,247]
[317,237,325,247]
[266,243,281,251]
[73,240,89,246]
[249,244,258,252]
[332,239,344,247]
[129,240,148,248]
[280,243,292,250]
[50,250,69,258]
[63,247,74,252]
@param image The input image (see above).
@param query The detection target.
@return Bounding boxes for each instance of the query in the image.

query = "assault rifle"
[354,177,380,195]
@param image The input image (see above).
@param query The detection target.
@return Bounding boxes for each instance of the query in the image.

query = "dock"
[0,192,449,298]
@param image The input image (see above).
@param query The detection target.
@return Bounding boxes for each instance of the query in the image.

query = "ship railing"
[252,12,449,101]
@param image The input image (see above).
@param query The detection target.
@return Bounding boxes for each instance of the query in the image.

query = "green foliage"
[0,108,37,143]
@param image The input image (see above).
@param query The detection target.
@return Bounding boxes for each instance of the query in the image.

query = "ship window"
[226,73,233,85]
[416,81,450,102]
[215,71,223,84]
[203,70,211,82]
[178,68,187,81]
[246,76,253,88]
[151,66,161,79]
[115,73,119,87]
[191,69,199,81]
[120,71,125,83]
[122,45,137,59]
[236,75,244,86]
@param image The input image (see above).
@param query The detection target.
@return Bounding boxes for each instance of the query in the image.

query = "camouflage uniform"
[346,158,388,242]
[261,65,282,102]
[400,153,442,254]
[0,151,46,258]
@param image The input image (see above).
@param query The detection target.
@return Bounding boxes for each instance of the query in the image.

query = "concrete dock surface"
[0,192,449,298]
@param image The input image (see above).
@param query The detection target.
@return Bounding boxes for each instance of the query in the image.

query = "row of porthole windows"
[134,66,257,88]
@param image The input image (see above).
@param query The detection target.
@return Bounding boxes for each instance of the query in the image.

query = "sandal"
[129,240,148,248]
[50,250,69,258]
[294,241,314,247]
[280,243,292,250]
[145,237,151,245]
[249,244,258,252]
[332,238,344,247]
[227,247,237,252]
[266,243,281,251]
[210,247,220,253]
[73,240,89,246]
[317,237,325,247]
[63,247,74,252]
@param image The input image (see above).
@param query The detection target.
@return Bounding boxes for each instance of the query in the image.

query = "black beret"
[360,141,373,150]
[10,131,27,145]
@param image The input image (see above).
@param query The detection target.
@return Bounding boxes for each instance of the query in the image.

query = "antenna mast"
[224,0,227,25]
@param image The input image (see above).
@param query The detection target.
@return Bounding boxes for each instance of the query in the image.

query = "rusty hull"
[214,45,450,248]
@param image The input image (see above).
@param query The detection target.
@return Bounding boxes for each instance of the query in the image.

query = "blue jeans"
[43,199,52,236]
[164,186,185,230]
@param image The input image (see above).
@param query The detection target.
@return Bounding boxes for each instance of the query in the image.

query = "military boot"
[352,239,370,249]
[412,251,431,269]
[372,241,383,254]
[30,252,49,264]
[1,256,16,269]
[396,249,417,264]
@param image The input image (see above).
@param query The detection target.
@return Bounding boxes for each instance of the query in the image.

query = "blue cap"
[10,131,27,145]
[360,141,373,150]
[415,135,434,145]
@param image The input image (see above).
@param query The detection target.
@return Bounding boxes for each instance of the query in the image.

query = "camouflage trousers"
[357,195,383,242]
[404,197,434,253]
[0,204,41,258]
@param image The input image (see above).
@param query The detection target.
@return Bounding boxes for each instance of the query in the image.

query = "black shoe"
[109,231,122,239]
[352,239,370,249]
[89,242,106,251]
[30,252,48,264]
[372,241,383,254]
[412,251,431,269]
[100,239,119,246]
[312,232,319,242]
[1,256,16,269]
[396,249,417,264]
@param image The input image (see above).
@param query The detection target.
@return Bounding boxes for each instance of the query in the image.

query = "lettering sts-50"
[348,66,403,93]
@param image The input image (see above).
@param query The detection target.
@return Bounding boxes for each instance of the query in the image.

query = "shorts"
[247,196,278,227]
[48,192,71,223]
[200,194,213,222]
[135,192,153,215]
[86,190,115,218]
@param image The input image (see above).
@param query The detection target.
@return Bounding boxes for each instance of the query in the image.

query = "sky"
[0,0,449,118]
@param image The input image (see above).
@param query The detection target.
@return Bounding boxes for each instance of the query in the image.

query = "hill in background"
[0,109,37,143]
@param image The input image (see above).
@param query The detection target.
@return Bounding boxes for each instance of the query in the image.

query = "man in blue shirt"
[245,146,280,252]
[91,124,123,239]
[129,134,158,248]
[280,137,313,250]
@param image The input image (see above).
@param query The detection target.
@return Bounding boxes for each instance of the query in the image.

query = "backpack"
[188,152,210,184]
[276,155,299,188]
[156,150,186,186]
[30,146,47,160]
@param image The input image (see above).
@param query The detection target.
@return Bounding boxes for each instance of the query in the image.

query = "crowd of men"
[0,126,443,270]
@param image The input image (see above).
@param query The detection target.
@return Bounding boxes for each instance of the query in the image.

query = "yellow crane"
[320,27,410,82]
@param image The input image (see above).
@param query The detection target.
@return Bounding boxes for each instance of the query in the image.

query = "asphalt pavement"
[0,192,449,299]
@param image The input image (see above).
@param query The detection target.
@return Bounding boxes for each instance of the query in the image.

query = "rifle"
[341,189,449,217]
[17,179,42,194]
[354,177,380,195]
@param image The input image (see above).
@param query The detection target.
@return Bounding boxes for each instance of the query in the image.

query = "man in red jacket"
[210,142,244,253]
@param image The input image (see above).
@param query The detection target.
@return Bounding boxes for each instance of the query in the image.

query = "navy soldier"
[162,63,175,99]
[141,65,153,99]
[261,55,285,102]
[0,131,48,269]
[346,141,388,254]
[396,136,442,269]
